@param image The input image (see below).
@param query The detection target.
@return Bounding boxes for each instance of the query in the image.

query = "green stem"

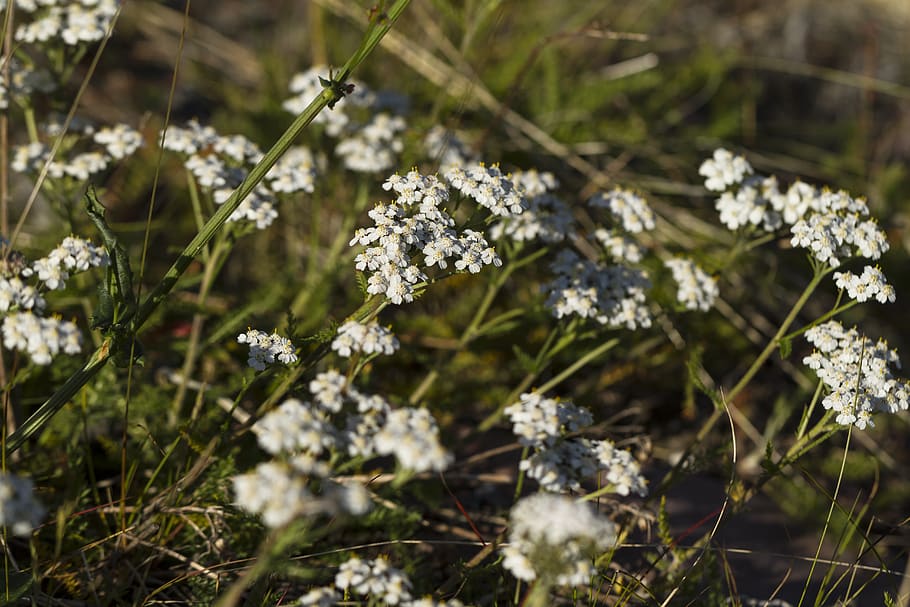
[4,0,413,455]
[408,249,540,405]
[656,265,829,493]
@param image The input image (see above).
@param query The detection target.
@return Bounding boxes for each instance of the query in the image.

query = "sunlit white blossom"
[501,494,616,586]
[236,328,297,370]
[803,321,910,429]
[699,148,753,191]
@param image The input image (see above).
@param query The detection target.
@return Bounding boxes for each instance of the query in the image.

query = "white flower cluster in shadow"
[283,65,408,174]
[0,472,44,536]
[162,120,318,229]
[6,0,118,47]
[298,555,470,606]
[803,320,910,429]
[350,168,512,305]
[505,392,647,496]
[331,320,399,358]
[501,493,617,587]
[1,236,107,365]
[12,120,143,182]
[236,328,297,371]
[233,370,451,527]
[489,169,575,244]
[664,257,718,312]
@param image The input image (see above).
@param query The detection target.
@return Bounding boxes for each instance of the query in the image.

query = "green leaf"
[778,336,792,359]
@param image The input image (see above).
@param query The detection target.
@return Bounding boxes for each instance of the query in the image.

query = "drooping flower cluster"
[504,393,647,495]
[297,555,469,607]
[543,249,651,329]
[350,169,512,305]
[162,120,317,229]
[331,320,399,358]
[700,149,890,268]
[12,120,143,181]
[283,65,408,174]
[490,170,576,244]
[664,257,718,312]
[803,321,910,429]
[234,370,451,527]
[833,266,895,304]
[6,0,119,47]
[501,493,617,587]
[236,328,297,371]
[0,473,45,536]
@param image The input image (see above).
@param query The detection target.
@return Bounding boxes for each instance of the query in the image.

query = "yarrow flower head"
[350,169,509,305]
[664,257,718,311]
[444,163,525,217]
[588,188,656,233]
[833,266,895,304]
[699,150,890,267]
[332,320,399,358]
[501,494,617,587]
[236,328,297,370]
[506,392,648,494]
[11,0,119,47]
[699,148,753,192]
[163,121,317,229]
[543,249,651,329]
[490,170,575,244]
[803,320,910,429]
[335,556,412,605]
[0,473,45,536]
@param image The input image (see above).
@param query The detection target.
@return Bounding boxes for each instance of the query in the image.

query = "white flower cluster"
[543,249,651,329]
[2,311,81,365]
[236,328,297,371]
[595,231,644,263]
[444,163,525,217]
[0,59,54,110]
[505,392,593,447]
[699,148,754,192]
[0,236,104,365]
[300,555,470,607]
[234,371,452,526]
[501,493,617,587]
[162,120,317,229]
[283,66,408,174]
[423,126,477,172]
[490,170,576,244]
[0,473,45,536]
[8,0,118,47]
[336,556,412,605]
[331,320,399,358]
[803,321,910,429]
[282,66,374,136]
[833,266,894,304]
[336,113,407,173]
[701,150,891,268]
[22,235,108,290]
[505,393,647,495]
[351,169,509,305]
[664,257,718,312]
[589,188,656,233]
[12,121,143,181]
